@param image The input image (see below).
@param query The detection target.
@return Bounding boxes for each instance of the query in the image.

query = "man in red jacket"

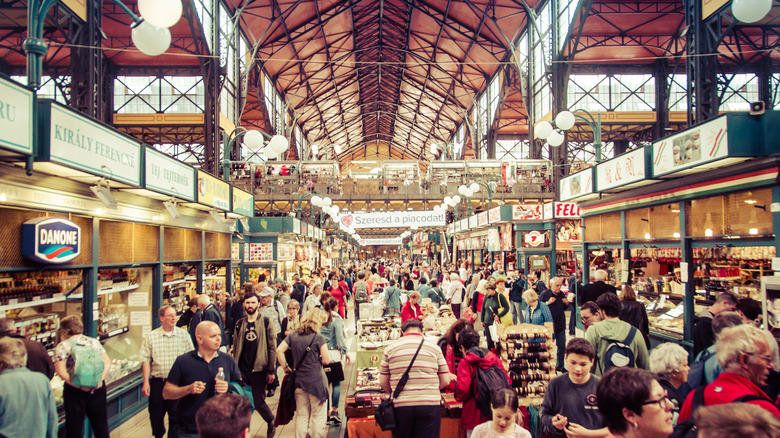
[454,328,512,435]
[678,324,780,421]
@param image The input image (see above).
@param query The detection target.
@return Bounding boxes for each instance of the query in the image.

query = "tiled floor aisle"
[111,303,358,438]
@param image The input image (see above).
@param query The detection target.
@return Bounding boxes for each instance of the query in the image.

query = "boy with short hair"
[540,338,608,437]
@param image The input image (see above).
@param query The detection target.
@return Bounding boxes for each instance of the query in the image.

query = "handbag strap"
[391,338,426,399]
[293,333,317,371]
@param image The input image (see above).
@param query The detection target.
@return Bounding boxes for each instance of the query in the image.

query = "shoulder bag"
[375,338,426,431]
[281,334,317,400]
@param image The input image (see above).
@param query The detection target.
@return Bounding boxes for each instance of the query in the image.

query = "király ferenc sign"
[339,211,446,229]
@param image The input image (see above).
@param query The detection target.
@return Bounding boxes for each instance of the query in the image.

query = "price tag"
[659,294,668,307]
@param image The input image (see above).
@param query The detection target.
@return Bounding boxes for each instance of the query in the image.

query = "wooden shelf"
[0,295,66,312]
[162,279,186,287]
[99,326,129,340]
[70,284,139,299]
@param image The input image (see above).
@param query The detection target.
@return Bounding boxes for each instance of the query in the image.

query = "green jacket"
[232,315,277,373]
[585,319,649,377]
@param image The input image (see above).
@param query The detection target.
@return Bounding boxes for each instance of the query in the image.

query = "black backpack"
[473,360,512,418]
[601,326,637,374]
[678,347,717,398]
[669,387,774,438]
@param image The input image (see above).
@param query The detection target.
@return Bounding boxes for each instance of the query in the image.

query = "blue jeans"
[330,381,341,411]
[510,301,524,325]
[554,330,566,370]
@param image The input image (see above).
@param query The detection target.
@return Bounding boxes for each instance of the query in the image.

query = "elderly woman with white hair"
[446,272,465,318]
[649,342,689,425]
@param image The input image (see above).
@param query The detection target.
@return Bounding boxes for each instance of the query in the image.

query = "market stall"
[567,112,780,349]
[0,85,240,432]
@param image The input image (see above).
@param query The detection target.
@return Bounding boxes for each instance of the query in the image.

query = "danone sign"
[22,217,81,264]
[339,211,445,229]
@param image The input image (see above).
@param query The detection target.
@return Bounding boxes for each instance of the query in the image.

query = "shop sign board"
[500,223,513,251]
[556,220,582,243]
[293,219,301,235]
[278,244,295,261]
[468,215,478,228]
[478,212,488,227]
[232,187,254,217]
[459,219,469,231]
[0,76,34,155]
[359,237,403,246]
[488,207,502,224]
[544,202,581,220]
[447,224,454,235]
[454,221,461,232]
[559,167,594,202]
[522,230,548,248]
[487,228,500,252]
[196,170,230,210]
[339,210,445,229]
[43,101,141,186]
[22,217,81,264]
[512,204,543,221]
[596,147,649,191]
[652,115,737,177]
[145,148,195,201]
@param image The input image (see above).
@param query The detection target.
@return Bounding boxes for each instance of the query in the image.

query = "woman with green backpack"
[54,315,112,438]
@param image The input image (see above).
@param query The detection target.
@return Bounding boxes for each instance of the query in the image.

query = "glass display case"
[163,263,197,315]
[97,267,151,385]
[0,270,83,353]
[692,246,772,302]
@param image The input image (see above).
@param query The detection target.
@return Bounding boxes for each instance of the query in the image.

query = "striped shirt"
[379,333,448,407]
[139,326,194,379]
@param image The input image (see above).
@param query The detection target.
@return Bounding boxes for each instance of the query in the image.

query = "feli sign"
[22,217,82,264]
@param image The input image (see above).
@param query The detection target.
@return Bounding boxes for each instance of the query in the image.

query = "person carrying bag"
[375,338,425,431]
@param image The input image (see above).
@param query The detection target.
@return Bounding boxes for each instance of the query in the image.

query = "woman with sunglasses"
[597,368,674,438]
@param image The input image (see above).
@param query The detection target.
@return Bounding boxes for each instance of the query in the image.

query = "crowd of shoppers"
[6,259,780,438]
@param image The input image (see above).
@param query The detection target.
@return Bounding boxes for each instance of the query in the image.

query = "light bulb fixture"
[137,0,182,28]
[732,0,773,23]
[90,179,117,209]
[243,130,264,150]
[749,228,759,235]
[673,232,681,238]
[163,199,181,220]
[644,233,652,240]
[705,229,714,237]
[131,20,171,56]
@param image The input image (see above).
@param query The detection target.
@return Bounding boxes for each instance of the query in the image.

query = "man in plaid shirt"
[141,306,195,438]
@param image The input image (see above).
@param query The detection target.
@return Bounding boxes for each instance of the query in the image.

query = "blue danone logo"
[22,217,82,264]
